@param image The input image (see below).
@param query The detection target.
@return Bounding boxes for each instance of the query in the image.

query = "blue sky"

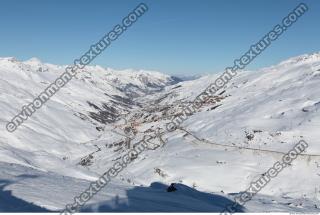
[0,0,319,75]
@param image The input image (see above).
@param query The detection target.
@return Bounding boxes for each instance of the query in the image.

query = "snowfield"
[0,53,320,212]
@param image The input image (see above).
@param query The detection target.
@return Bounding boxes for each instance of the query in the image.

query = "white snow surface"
[0,53,320,212]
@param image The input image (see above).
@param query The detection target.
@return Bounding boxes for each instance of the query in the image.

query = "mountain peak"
[278,52,320,66]
[24,57,42,65]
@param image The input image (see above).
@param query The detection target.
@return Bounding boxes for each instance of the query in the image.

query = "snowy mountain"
[0,53,320,212]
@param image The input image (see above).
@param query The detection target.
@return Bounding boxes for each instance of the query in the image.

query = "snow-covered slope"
[0,57,177,178]
[1,53,320,212]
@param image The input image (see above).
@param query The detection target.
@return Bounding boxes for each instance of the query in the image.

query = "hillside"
[0,53,320,212]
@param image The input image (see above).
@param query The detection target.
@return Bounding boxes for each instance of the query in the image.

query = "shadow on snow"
[0,174,50,212]
[82,182,245,212]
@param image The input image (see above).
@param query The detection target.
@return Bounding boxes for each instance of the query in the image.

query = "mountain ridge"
[0,52,320,212]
